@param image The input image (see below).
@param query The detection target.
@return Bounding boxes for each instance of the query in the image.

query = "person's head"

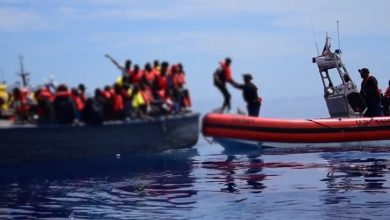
[94,88,102,97]
[56,84,68,92]
[178,63,184,72]
[125,59,132,70]
[144,62,152,72]
[153,60,160,68]
[225,57,232,66]
[242,73,253,83]
[78,83,86,93]
[388,80,390,86]
[133,64,140,73]
[71,87,79,95]
[358,68,370,79]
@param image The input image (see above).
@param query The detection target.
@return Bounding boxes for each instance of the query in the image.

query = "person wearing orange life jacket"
[53,84,77,124]
[78,83,87,104]
[35,86,55,122]
[71,87,85,121]
[139,83,155,116]
[213,57,239,113]
[153,59,161,77]
[11,87,31,123]
[156,62,169,97]
[112,83,124,120]
[130,64,143,87]
[359,68,383,117]
[382,80,390,116]
[142,62,158,91]
[176,63,192,111]
[101,85,114,120]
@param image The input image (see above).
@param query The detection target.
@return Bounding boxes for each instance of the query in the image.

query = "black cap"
[242,73,253,80]
[358,68,370,74]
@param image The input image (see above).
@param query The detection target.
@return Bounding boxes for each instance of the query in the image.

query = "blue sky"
[1,0,390,115]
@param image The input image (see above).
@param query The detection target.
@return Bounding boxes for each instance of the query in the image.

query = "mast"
[18,55,30,87]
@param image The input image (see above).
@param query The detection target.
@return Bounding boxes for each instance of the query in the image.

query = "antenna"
[311,19,320,56]
[337,20,341,53]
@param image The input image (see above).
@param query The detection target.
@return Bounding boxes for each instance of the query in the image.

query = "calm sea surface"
[1,97,389,220]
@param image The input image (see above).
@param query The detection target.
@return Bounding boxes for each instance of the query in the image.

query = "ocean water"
[1,97,390,220]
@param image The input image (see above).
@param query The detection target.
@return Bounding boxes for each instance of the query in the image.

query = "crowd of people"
[0,56,192,125]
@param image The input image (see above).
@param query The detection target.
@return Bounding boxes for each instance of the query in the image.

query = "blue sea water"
[1,97,390,220]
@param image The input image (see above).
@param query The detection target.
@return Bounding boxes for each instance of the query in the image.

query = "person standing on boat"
[105,54,132,77]
[359,68,383,117]
[233,73,262,117]
[213,57,238,113]
[382,80,390,116]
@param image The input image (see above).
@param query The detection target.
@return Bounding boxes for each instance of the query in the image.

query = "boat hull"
[202,113,390,148]
[0,113,199,162]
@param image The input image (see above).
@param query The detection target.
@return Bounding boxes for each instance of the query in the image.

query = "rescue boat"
[202,34,390,149]
[202,113,390,148]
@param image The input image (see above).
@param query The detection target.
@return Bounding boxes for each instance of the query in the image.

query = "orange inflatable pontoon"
[202,113,390,147]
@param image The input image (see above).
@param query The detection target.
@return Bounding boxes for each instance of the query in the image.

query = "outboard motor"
[312,35,364,118]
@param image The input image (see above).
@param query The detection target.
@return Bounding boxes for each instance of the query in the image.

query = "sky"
[1,0,390,115]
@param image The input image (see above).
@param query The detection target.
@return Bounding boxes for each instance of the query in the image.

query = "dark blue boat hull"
[0,113,199,162]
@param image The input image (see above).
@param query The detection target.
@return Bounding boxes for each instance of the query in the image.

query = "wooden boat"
[202,34,390,149]
[0,112,199,163]
[202,113,390,149]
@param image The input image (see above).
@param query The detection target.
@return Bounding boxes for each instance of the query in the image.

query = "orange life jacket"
[131,70,143,86]
[173,72,186,88]
[38,88,54,102]
[157,75,168,91]
[113,93,124,112]
[144,70,156,85]
[71,94,85,111]
[141,89,153,105]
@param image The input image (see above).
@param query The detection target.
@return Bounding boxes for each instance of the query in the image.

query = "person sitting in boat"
[112,83,125,120]
[233,73,262,117]
[172,63,192,112]
[53,84,77,124]
[81,88,104,125]
[382,80,390,116]
[10,87,31,123]
[0,83,9,115]
[358,68,383,117]
[78,83,87,104]
[213,57,239,113]
[35,85,55,123]
[71,87,85,121]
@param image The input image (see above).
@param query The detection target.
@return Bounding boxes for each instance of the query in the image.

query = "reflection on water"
[1,144,390,219]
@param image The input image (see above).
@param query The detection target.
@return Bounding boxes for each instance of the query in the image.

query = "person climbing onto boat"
[382,80,390,116]
[233,73,262,117]
[359,68,383,117]
[213,57,238,113]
